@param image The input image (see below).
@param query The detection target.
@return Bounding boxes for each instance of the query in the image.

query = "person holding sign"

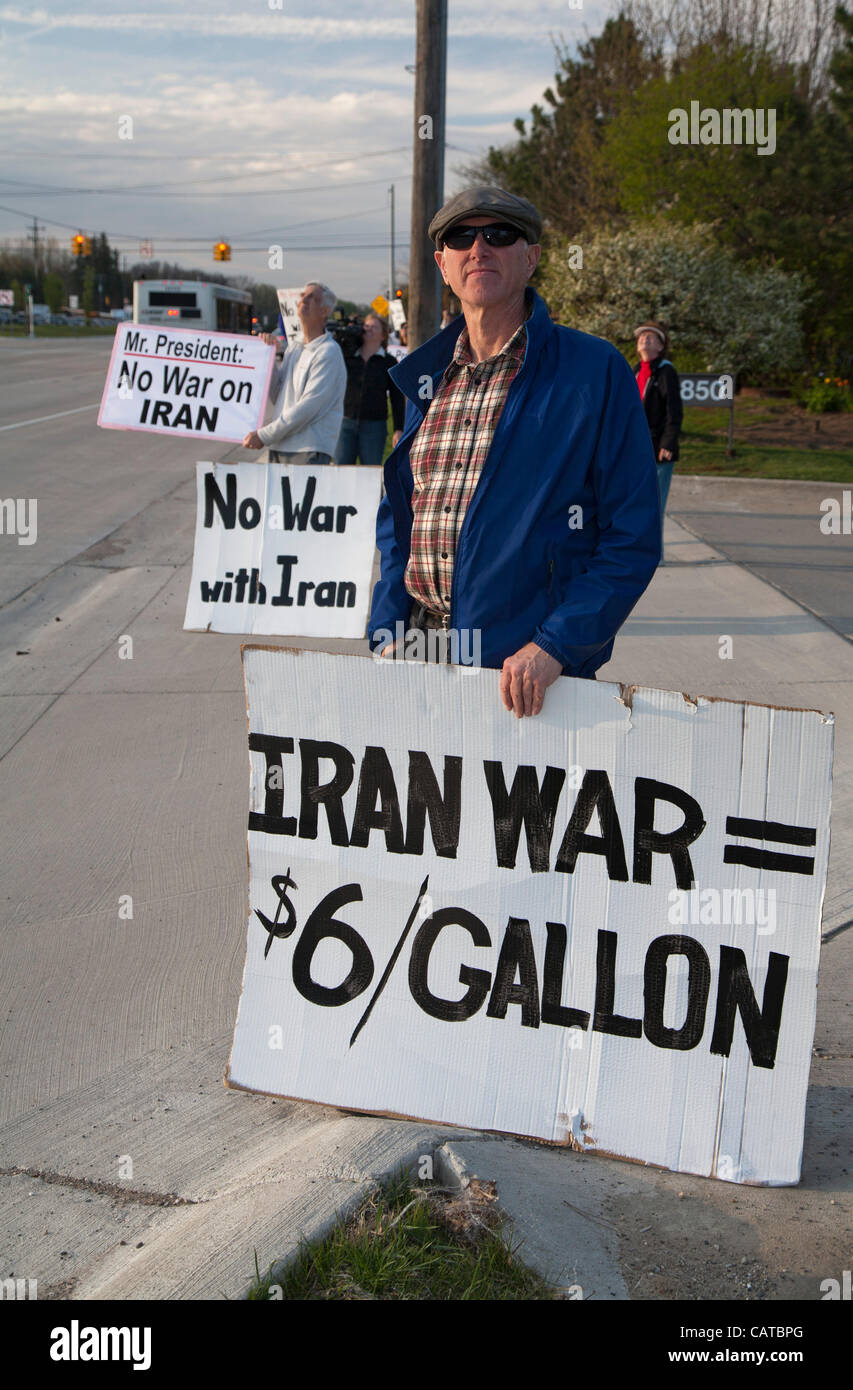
[369,186,661,717]
[242,283,345,465]
[633,321,683,516]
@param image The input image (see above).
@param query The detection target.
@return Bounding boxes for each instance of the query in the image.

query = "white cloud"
[0,0,601,299]
[0,1,605,44]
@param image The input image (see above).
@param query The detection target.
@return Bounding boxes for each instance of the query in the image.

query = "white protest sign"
[98,322,274,442]
[183,461,382,637]
[276,288,303,347]
[388,298,406,330]
[228,650,833,1185]
[388,345,408,364]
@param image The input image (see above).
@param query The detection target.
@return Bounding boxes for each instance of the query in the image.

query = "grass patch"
[677,399,853,483]
[248,1172,558,1301]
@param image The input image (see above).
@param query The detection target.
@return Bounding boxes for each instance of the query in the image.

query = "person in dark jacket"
[633,321,682,515]
[334,313,405,466]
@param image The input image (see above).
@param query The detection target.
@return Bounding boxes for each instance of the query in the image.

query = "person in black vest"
[334,312,405,466]
[633,320,682,515]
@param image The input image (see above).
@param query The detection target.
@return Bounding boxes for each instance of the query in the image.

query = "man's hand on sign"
[500,642,563,718]
[259,332,278,348]
[242,431,264,449]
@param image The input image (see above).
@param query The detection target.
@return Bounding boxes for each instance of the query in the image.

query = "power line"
[0,177,414,243]
[0,149,413,198]
[2,146,412,175]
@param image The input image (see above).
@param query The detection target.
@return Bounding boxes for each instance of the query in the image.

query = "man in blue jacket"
[368,186,661,717]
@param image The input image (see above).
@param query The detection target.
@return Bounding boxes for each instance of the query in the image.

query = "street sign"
[679,373,733,404]
[371,294,389,317]
[139,241,153,259]
[679,372,736,456]
[0,289,13,308]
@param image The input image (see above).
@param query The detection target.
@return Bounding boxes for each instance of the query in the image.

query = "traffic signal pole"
[388,184,395,303]
[408,0,447,348]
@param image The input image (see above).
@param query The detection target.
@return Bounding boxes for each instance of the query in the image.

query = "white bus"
[133,279,252,334]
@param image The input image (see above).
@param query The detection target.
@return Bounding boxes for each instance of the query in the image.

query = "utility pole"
[408,0,447,348]
[29,217,42,282]
[388,184,395,302]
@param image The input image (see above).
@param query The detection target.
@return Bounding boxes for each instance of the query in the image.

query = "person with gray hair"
[242,282,345,464]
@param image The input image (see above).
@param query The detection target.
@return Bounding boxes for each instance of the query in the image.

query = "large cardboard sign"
[98,323,274,441]
[227,651,833,1184]
[183,462,382,637]
[276,289,303,347]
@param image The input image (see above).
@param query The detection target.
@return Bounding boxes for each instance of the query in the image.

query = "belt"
[409,601,448,631]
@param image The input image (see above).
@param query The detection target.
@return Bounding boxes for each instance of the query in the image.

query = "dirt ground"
[715,398,853,450]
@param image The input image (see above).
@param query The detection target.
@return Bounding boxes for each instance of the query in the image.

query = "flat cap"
[428,185,542,247]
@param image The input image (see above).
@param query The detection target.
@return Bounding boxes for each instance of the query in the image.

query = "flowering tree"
[538,217,805,377]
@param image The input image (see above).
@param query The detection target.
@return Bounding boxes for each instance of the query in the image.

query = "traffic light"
[213,241,231,262]
[71,233,86,257]
[395,289,403,298]
[83,237,93,257]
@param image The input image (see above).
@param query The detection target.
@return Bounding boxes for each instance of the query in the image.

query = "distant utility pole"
[388,184,395,302]
[29,218,43,276]
[408,0,447,348]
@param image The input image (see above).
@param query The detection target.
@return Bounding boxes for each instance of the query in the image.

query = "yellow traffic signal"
[395,289,403,298]
[83,237,93,257]
[213,241,231,262]
[71,233,86,257]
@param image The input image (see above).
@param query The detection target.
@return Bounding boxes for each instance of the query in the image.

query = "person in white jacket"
[242,283,346,464]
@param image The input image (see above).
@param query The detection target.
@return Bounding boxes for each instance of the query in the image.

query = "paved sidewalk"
[0,489,849,1301]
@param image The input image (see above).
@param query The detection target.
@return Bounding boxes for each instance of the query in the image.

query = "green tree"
[81,266,95,321]
[43,271,64,315]
[476,15,662,234]
[538,217,805,380]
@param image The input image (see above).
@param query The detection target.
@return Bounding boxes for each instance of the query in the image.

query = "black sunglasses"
[442,222,524,250]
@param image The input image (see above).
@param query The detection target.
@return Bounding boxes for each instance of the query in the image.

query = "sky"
[0,0,613,303]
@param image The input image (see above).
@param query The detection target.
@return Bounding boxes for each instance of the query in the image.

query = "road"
[668,475,853,641]
[0,344,849,1301]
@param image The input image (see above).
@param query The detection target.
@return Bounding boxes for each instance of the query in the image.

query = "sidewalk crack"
[0,1165,202,1207]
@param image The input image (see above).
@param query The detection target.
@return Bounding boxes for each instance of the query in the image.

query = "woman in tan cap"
[633,321,682,516]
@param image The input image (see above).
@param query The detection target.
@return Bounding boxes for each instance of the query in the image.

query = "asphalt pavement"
[0,340,849,1300]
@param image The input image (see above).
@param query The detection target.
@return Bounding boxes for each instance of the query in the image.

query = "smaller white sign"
[184,460,383,637]
[276,288,303,347]
[0,289,13,308]
[388,298,406,330]
[98,322,274,442]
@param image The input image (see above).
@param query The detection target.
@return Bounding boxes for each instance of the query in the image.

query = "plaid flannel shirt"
[404,317,527,617]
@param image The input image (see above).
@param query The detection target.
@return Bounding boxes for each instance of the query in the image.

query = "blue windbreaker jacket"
[368,288,662,675]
